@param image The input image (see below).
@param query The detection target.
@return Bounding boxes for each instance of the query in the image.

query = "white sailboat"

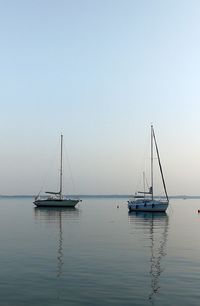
[128,125,169,212]
[34,135,81,207]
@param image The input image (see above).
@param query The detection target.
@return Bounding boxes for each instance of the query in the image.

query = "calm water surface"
[0,197,200,305]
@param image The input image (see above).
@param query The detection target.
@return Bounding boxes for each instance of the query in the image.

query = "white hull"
[34,199,79,207]
[128,200,168,212]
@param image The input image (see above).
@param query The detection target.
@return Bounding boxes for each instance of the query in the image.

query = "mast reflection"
[128,212,169,304]
[57,211,63,278]
[34,207,80,277]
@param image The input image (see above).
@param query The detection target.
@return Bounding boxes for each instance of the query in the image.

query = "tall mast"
[151,125,154,200]
[60,134,63,198]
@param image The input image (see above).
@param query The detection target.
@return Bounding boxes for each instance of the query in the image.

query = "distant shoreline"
[0,194,200,199]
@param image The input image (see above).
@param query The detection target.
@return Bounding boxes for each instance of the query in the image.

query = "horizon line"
[0,194,199,198]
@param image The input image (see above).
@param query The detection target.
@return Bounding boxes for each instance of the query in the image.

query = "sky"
[1,0,200,195]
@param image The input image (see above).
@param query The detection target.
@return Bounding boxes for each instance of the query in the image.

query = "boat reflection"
[34,206,80,222]
[34,207,80,277]
[128,212,169,304]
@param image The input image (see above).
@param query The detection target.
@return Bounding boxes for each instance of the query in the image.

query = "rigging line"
[134,131,150,194]
[152,127,169,202]
[36,139,60,197]
[145,175,150,189]
[63,142,78,196]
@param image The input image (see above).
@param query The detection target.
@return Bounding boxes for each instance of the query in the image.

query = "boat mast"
[60,134,63,199]
[152,127,169,202]
[151,125,154,200]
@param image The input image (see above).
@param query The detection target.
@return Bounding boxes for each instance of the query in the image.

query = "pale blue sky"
[1,0,200,195]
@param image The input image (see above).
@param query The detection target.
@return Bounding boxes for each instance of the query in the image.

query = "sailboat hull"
[34,199,79,207]
[128,200,168,212]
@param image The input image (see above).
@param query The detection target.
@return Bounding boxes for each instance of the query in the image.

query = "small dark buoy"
[198,210,200,213]
[117,205,119,208]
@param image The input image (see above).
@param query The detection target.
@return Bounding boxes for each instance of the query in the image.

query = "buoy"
[198,210,200,213]
[117,205,119,208]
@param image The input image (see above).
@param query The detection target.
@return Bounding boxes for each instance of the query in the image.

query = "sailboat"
[34,135,81,207]
[128,125,169,212]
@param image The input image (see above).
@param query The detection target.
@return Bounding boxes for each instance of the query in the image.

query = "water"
[0,197,200,305]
